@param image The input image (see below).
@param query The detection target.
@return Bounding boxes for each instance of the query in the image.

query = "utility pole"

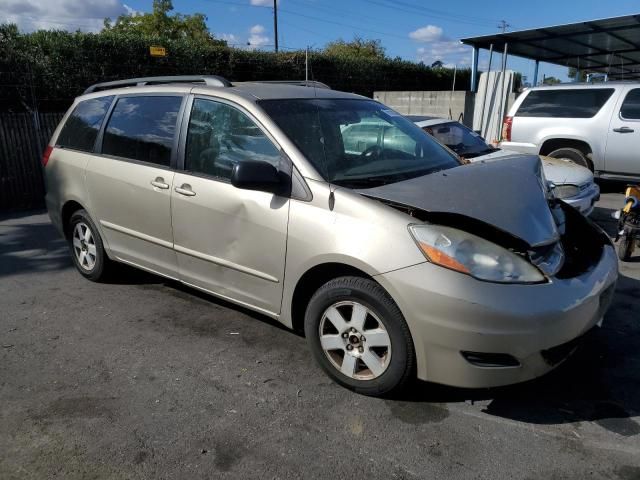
[273,0,279,52]
[498,20,510,33]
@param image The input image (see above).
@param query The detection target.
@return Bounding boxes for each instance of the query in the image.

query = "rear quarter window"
[515,88,614,118]
[56,96,114,152]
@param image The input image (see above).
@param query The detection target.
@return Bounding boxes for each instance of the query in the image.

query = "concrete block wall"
[373,91,476,127]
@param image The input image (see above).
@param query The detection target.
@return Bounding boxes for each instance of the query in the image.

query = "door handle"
[150,177,170,189]
[175,184,196,197]
[613,126,635,133]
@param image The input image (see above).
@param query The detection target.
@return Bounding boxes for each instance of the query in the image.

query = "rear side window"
[102,96,183,167]
[620,89,640,120]
[56,96,113,152]
[516,88,614,118]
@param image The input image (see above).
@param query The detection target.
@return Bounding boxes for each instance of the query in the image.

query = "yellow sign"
[149,46,167,57]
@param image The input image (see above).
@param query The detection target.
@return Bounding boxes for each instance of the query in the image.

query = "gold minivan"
[45,76,618,396]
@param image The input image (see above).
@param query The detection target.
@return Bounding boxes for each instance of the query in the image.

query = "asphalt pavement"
[1,192,639,479]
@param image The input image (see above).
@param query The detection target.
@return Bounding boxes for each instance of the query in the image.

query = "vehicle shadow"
[397,270,640,434]
[0,210,72,277]
[597,179,627,194]
[590,205,618,237]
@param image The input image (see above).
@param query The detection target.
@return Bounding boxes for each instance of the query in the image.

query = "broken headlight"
[409,224,546,284]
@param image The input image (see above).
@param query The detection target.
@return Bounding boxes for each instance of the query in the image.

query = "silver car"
[408,116,601,215]
[44,76,618,396]
[501,82,640,181]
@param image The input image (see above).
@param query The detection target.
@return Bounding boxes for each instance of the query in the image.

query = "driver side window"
[185,98,281,180]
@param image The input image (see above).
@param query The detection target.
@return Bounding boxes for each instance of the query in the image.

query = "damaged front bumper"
[374,208,619,389]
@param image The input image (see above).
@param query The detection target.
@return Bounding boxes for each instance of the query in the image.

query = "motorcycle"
[615,185,640,261]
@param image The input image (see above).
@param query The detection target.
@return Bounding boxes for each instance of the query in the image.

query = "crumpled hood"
[358,154,559,248]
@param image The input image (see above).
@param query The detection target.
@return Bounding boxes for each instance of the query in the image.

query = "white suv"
[501,82,640,180]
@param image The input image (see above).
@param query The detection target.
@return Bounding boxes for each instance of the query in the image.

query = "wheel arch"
[290,262,376,335]
[61,200,87,239]
[539,137,593,157]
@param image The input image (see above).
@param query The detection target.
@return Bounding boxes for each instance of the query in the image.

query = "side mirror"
[230,160,290,196]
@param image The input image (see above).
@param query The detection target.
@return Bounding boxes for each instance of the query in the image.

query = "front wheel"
[304,276,415,397]
[618,233,635,261]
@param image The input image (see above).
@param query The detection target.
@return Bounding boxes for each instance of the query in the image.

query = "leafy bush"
[0,26,471,112]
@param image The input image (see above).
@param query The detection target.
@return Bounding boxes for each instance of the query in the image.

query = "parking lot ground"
[1,192,640,480]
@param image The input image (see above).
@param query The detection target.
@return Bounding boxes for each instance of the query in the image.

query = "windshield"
[422,122,496,158]
[258,99,461,188]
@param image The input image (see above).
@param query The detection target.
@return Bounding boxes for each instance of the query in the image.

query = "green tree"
[542,75,561,85]
[568,67,587,82]
[103,0,225,45]
[323,36,386,59]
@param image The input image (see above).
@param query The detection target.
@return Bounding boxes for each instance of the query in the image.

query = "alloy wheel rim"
[319,300,392,381]
[72,222,97,271]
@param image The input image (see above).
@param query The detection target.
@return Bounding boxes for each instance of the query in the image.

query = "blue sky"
[4,0,640,82]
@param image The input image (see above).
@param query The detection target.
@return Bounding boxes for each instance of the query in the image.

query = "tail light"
[42,145,53,167]
[501,116,513,142]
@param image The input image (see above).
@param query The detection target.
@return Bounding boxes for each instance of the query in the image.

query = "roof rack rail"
[248,80,331,90]
[83,75,232,94]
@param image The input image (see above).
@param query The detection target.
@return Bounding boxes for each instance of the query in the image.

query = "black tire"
[304,276,415,397]
[618,234,635,261]
[548,147,591,170]
[67,209,111,281]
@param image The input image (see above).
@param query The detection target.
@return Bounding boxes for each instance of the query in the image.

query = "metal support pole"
[273,0,279,52]
[449,65,457,120]
[479,43,493,137]
[496,42,508,142]
[470,46,479,92]
[533,60,539,86]
[305,46,309,83]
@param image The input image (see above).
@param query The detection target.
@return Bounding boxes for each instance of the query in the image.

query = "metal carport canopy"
[461,14,640,90]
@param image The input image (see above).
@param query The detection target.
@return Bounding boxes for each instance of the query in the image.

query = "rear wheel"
[304,276,415,397]
[548,147,591,170]
[618,233,635,261]
[68,209,111,281]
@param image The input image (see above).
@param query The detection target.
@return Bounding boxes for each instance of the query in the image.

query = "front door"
[606,87,640,176]
[171,97,290,315]
[86,95,184,277]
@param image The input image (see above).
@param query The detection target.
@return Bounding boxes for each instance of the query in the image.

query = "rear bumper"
[375,245,618,388]
[563,183,600,216]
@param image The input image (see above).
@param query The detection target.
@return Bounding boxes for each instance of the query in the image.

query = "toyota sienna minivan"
[44,76,618,396]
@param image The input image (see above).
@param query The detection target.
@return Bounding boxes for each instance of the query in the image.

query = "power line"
[372,0,497,25]
[203,0,414,41]
[361,0,496,28]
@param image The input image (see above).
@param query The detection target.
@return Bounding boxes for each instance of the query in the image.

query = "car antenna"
[306,45,318,98]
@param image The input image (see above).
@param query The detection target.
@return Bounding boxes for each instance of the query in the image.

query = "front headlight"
[552,184,580,199]
[409,224,545,283]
